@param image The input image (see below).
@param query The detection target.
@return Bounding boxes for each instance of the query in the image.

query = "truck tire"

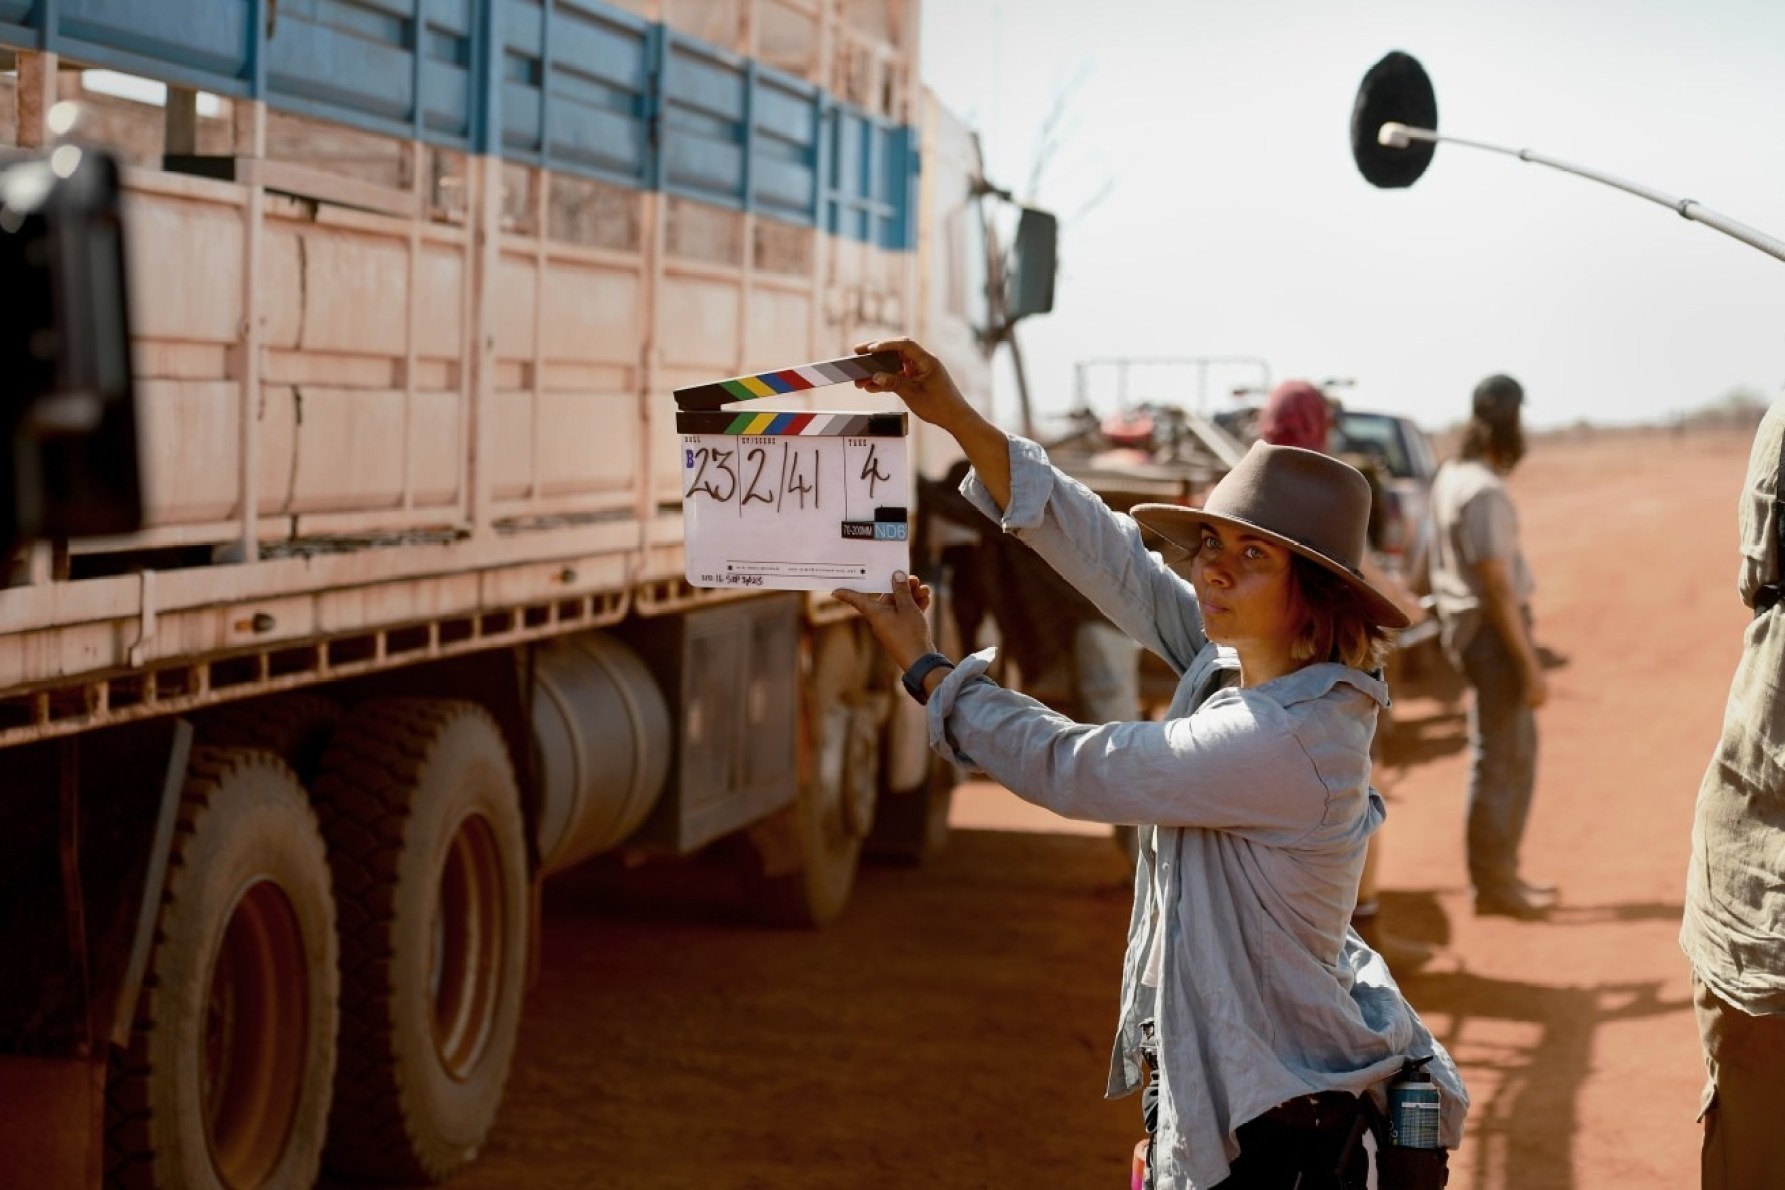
[750,622,882,926]
[197,692,341,782]
[868,566,967,864]
[867,753,954,865]
[106,747,338,1190]
[311,699,528,1183]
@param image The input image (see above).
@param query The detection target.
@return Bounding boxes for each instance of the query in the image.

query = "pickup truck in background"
[1331,408,1440,582]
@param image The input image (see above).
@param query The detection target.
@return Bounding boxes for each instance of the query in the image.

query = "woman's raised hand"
[851,338,970,431]
[832,571,936,673]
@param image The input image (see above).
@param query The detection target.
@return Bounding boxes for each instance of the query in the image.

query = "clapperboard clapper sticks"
[674,353,912,593]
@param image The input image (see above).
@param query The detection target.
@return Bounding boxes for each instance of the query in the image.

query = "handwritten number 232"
[684,447,737,501]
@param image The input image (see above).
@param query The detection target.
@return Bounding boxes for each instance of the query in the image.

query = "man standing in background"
[1426,374,1557,919]
[1679,396,1785,1188]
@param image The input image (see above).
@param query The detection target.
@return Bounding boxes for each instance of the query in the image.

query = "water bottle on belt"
[1386,1056,1441,1148]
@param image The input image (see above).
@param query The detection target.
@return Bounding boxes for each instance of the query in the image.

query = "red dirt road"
[453,426,1755,1189]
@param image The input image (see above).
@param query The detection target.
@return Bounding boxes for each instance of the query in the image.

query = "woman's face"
[1188,523,1304,650]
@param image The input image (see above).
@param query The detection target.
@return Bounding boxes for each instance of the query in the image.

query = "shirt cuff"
[960,435,1056,532]
[925,646,998,767]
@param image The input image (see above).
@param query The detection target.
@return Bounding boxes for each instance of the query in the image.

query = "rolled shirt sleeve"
[928,651,1333,842]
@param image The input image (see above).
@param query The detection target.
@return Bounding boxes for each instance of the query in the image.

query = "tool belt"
[1259,1090,1361,1133]
[1376,1145,1451,1190]
[1357,1093,1451,1190]
[1132,1020,1449,1189]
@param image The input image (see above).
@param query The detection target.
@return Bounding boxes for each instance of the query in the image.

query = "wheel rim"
[819,699,855,838]
[430,812,507,1080]
[811,628,877,846]
[202,878,308,1188]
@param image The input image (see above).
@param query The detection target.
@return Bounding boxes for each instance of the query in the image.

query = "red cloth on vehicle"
[1257,381,1331,452]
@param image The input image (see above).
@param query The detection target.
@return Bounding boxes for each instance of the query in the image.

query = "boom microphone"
[1350,51,1785,265]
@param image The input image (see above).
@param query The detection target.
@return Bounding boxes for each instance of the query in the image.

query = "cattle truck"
[0,1,1054,1185]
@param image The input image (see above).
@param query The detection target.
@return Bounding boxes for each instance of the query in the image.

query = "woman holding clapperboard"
[833,340,1467,1189]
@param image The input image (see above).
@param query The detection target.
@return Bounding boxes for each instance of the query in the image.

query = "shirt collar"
[1266,661,1391,708]
[1195,646,1391,709]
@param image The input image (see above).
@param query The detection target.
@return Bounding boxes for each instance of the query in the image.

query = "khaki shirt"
[1426,458,1535,661]
[1681,398,1785,1015]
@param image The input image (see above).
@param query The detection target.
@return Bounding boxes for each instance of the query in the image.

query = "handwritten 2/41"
[680,433,910,593]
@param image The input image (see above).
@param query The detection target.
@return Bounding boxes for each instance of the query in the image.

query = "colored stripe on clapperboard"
[672,351,903,412]
[675,411,908,437]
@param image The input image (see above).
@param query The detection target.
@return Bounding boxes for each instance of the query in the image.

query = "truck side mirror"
[1007,206,1057,321]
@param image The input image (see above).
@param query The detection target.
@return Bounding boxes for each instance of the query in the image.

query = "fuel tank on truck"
[530,633,673,875]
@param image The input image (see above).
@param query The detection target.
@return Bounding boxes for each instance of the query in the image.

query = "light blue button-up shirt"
[925,436,1468,1188]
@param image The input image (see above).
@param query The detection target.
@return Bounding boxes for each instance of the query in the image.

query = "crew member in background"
[1679,395,1785,1189]
[1256,381,1431,968]
[1425,374,1557,919]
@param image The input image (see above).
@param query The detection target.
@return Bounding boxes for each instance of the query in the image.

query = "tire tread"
[315,699,521,1184]
[104,747,331,1190]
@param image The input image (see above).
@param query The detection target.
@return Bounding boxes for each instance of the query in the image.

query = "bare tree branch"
[1024,60,1094,204]
[1064,176,1116,227]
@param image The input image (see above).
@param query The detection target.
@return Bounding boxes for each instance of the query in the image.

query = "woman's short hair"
[1289,557,1395,671]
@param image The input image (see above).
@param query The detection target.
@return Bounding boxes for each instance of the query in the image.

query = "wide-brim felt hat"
[1132,442,1413,630]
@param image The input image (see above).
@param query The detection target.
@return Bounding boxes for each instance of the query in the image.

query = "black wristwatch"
[901,652,956,706]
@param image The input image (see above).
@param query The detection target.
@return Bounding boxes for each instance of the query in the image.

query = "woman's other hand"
[832,571,936,672]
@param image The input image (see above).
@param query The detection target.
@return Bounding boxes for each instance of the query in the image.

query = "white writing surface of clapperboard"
[675,354,910,593]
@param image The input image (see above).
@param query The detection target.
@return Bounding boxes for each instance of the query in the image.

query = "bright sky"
[921,0,1785,432]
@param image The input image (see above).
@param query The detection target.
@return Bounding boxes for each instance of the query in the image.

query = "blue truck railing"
[0,0,913,248]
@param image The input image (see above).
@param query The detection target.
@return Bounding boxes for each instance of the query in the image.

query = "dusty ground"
[454,425,1757,1189]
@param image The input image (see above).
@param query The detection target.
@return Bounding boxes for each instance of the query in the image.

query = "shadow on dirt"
[1381,706,1470,768]
[1375,888,1690,1190]
[539,843,762,925]
[1399,967,1687,1190]
[1540,901,1686,927]
[1377,888,1455,951]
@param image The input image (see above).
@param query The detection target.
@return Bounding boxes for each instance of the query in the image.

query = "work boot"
[1513,876,1559,907]
[1474,884,1553,920]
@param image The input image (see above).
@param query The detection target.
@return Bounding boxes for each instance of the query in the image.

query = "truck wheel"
[198,692,341,782]
[106,747,338,1190]
[750,622,882,926]
[868,567,962,864]
[312,700,528,1183]
[867,753,954,865]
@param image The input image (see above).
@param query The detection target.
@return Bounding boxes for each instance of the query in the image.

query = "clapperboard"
[674,352,909,593]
